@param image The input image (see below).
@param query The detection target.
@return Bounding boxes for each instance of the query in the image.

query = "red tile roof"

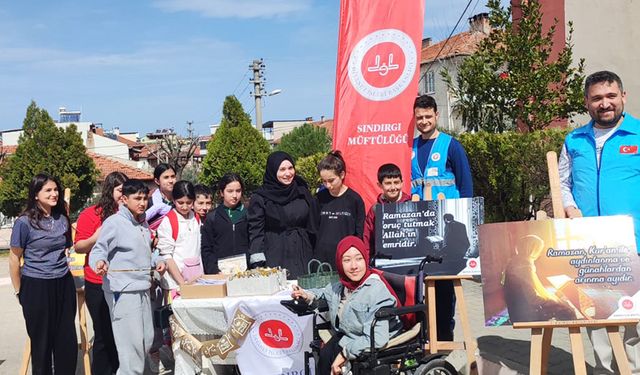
[1,142,153,181]
[88,152,154,181]
[1,144,17,155]
[421,31,487,63]
[312,119,334,137]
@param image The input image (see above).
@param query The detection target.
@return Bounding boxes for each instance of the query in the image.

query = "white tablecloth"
[171,289,314,375]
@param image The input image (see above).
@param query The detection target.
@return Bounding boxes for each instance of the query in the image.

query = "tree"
[276,123,331,161]
[156,132,198,179]
[0,101,98,216]
[442,0,586,132]
[459,128,568,222]
[295,152,325,195]
[199,96,271,192]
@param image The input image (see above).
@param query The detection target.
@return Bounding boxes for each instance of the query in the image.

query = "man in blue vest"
[559,70,640,374]
[411,94,473,341]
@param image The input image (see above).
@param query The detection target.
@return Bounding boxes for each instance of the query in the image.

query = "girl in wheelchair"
[291,236,402,374]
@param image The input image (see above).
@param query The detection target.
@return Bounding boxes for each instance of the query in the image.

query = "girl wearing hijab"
[248,151,318,279]
[292,236,401,374]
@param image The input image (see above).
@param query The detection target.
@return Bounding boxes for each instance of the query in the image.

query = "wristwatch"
[14,290,19,298]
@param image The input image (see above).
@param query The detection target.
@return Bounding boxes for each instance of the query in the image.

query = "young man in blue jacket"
[559,70,640,374]
[411,95,473,342]
[90,179,166,375]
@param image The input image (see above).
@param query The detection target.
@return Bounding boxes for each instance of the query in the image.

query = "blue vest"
[565,113,640,252]
[411,133,460,200]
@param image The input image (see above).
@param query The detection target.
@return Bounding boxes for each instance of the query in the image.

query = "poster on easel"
[374,197,484,276]
[480,215,640,326]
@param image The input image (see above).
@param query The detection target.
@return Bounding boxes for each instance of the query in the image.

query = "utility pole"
[250,59,265,130]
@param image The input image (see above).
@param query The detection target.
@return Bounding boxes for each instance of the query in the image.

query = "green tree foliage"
[442,0,585,132]
[0,101,98,216]
[276,123,331,161]
[199,95,270,192]
[295,152,325,195]
[459,128,568,222]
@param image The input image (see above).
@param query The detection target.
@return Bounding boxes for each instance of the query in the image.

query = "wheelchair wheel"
[413,358,458,375]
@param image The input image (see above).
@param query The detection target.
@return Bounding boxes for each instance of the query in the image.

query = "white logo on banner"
[348,28,416,101]
[248,310,304,358]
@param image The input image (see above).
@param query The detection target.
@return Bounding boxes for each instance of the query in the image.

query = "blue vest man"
[559,71,640,374]
[411,95,473,201]
[410,95,473,342]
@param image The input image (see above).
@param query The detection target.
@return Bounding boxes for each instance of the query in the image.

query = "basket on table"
[297,259,339,289]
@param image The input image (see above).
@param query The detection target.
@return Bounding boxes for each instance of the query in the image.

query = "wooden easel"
[20,188,92,375]
[512,151,639,375]
[424,275,478,375]
[513,320,637,375]
[415,181,478,374]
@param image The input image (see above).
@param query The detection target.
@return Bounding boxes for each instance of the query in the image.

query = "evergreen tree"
[276,123,331,161]
[442,0,585,132]
[200,96,270,192]
[0,101,98,216]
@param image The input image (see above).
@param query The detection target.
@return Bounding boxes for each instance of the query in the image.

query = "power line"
[237,81,251,100]
[419,0,475,85]
[231,70,250,96]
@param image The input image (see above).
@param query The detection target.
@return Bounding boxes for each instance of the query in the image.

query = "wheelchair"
[282,255,459,375]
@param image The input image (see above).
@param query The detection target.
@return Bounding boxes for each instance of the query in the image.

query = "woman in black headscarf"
[248,151,318,279]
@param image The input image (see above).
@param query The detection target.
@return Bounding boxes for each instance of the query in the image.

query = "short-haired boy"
[193,184,213,222]
[363,163,411,257]
[90,179,167,375]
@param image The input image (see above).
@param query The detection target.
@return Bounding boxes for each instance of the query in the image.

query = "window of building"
[425,71,436,94]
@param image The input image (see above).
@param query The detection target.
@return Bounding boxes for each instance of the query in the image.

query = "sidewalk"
[448,279,597,374]
[0,256,601,374]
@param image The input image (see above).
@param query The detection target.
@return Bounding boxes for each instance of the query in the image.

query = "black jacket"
[247,193,318,279]
[201,205,249,274]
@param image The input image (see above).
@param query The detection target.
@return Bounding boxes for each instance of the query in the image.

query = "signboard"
[374,197,484,276]
[479,216,640,326]
[332,0,424,209]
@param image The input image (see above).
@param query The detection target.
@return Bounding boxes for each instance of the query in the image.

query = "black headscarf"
[255,151,309,204]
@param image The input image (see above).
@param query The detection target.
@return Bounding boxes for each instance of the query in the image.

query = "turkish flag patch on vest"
[619,145,638,154]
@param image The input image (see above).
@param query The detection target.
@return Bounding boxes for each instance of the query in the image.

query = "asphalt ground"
[0,254,601,374]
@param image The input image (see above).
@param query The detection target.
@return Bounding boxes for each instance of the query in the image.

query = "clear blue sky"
[0,0,506,137]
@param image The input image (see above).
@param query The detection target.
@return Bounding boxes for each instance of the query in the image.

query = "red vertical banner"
[333,0,424,210]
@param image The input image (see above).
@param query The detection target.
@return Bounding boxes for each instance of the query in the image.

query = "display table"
[170,289,313,375]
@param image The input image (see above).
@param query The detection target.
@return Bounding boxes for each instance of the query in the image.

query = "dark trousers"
[435,280,456,341]
[85,280,119,375]
[318,333,344,375]
[20,272,78,375]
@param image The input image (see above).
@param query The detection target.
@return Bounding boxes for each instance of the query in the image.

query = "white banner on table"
[223,291,314,375]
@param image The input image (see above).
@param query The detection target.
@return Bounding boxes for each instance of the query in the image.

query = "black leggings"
[85,280,119,374]
[318,333,344,375]
[20,272,78,375]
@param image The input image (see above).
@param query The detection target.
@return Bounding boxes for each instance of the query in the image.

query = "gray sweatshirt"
[89,205,155,293]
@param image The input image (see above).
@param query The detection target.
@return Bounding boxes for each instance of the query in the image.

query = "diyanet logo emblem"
[348,29,417,101]
[249,311,303,358]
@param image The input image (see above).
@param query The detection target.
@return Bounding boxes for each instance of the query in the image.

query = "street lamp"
[255,88,282,130]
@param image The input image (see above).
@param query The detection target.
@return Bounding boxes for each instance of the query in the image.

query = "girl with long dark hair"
[201,173,250,274]
[315,150,365,268]
[146,163,177,230]
[156,180,202,298]
[9,173,78,374]
[74,171,128,374]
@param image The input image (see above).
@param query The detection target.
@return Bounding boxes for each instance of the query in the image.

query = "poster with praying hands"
[479,215,640,326]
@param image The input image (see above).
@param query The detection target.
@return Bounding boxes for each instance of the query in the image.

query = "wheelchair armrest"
[375,303,426,319]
